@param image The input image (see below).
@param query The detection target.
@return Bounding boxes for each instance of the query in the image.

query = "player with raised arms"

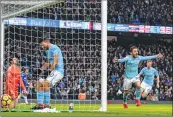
[134,60,159,99]
[113,46,163,109]
[4,57,27,108]
[31,39,64,109]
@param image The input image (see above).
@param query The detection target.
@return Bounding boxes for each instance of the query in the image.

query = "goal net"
[0,0,107,112]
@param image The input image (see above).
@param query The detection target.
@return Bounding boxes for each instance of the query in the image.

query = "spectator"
[159,91,165,101]
[108,0,173,26]
[111,73,116,83]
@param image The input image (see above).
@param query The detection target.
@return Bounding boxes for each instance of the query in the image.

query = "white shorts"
[39,70,63,86]
[141,82,152,94]
[123,77,140,90]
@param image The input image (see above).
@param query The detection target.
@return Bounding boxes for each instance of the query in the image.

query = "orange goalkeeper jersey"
[5,65,26,99]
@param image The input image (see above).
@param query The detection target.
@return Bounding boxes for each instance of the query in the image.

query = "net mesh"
[2,1,38,15]
[2,0,102,112]
[1,0,57,19]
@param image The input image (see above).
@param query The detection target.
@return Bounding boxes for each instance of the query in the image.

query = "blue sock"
[123,93,128,104]
[37,92,44,105]
[136,88,141,100]
[44,92,50,105]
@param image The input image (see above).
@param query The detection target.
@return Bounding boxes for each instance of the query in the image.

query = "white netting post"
[0,15,5,109]
[100,0,107,112]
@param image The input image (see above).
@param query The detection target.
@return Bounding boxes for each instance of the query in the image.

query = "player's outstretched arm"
[113,56,128,63]
[139,68,145,76]
[139,53,163,61]
[156,76,160,88]
[134,69,144,79]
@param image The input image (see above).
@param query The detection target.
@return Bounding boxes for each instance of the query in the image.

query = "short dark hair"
[39,39,50,43]
[130,46,138,52]
[147,60,152,63]
[24,66,30,69]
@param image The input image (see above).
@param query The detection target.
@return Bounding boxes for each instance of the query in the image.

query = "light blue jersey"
[139,67,159,86]
[46,44,64,76]
[118,55,157,79]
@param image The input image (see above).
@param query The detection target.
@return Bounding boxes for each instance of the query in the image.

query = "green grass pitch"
[1,103,172,116]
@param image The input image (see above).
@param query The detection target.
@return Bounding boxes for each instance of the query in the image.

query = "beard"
[132,54,138,58]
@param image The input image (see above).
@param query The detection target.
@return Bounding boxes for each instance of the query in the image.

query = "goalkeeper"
[4,57,27,108]
[32,39,64,109]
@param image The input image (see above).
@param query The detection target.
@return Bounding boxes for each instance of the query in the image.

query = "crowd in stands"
[25,0,101,22]
[107,39,172,101]
[24,0,172,26]
[108,0,173,26]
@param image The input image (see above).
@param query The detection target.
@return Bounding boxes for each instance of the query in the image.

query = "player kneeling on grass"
[134,60,159,99]
[3,57,27,108]
[31,39,64,109]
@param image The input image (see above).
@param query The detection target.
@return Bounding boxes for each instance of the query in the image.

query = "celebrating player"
[32,39,64,109]
[4,57,27,108]
[113,46,163,109]
[134,60,159,99]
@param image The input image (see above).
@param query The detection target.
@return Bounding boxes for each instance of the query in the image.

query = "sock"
[123,93,128,104]
[37,92,44,105]
[23,95,28,104]
[136,88,141,100]
[44,92,50,106]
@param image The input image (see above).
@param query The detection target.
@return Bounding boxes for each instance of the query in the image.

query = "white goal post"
[101,0,107,112]
[0,0,107,112]
[0,4,4,114]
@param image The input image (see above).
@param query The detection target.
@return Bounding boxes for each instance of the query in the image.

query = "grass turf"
[1,103,172,116]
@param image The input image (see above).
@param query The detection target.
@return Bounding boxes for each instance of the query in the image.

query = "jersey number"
[50,71,54,77]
